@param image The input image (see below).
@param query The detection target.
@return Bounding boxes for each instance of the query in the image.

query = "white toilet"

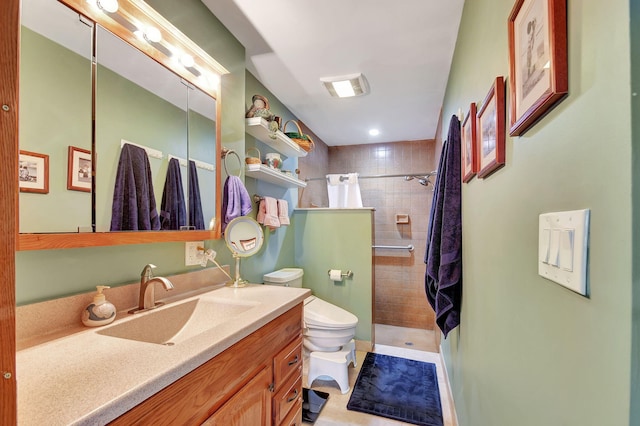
[264,268,359,393]
[262,268,358,352]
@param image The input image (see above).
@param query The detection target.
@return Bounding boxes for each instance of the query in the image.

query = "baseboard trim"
[438,349,459,426]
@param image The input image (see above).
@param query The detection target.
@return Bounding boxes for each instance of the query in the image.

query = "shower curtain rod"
[305,171,437,182]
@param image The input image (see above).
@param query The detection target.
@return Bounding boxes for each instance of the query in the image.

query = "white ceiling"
[202,0,465,146]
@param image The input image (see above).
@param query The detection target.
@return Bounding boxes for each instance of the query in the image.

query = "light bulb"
[144,26,162,43]
[180,54,195,68]
[97,0,118,13]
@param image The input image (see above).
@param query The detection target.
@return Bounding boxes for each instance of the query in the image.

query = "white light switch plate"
[538,209,590,296]
[185,241,204,266]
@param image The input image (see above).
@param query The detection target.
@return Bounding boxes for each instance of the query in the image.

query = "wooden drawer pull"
[286,388,299,403]
[288,355,299,366]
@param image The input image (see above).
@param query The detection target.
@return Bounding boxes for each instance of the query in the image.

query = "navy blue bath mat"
[347,352,443,426]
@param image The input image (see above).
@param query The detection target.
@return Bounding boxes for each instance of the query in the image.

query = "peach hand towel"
[277,199,290,225]
[257,196,280,230]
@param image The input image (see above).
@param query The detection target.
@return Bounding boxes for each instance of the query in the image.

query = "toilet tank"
[263,268,304,287]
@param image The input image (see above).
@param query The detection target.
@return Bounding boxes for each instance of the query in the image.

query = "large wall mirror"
[18,0,227,250]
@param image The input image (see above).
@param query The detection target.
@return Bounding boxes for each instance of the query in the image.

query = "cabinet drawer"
[273,373,302,425]
[279,398,302,426]
[274,337,302,387]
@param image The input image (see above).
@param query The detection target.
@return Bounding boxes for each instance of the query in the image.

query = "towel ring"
[222,149,242,178]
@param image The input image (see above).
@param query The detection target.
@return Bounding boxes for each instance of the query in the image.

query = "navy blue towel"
[159,158,187,230]
[110,143,161,231]
[188,160,205,230]
[425,115,462,337]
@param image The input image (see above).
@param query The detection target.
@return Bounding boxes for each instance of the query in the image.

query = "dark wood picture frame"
[476,76,506,179]
[19,150,49,194]
[67,146,92,192]
[508,0,568,136]
[462,102,478,183]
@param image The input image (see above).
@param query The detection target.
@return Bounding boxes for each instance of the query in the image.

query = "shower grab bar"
[305,172,436,182]
[372,244,415,252]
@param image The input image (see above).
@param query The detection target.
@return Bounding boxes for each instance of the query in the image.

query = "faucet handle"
[141,263,157,278]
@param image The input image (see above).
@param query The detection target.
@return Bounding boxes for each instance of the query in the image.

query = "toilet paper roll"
[329,269,343,281]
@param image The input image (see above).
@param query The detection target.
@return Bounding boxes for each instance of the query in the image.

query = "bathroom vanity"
[16,283,309,425]
[111,303,303,425]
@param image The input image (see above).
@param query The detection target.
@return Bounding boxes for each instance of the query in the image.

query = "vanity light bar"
[63,0,229,99]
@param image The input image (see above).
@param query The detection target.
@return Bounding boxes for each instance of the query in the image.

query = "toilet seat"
[304,296,358,329]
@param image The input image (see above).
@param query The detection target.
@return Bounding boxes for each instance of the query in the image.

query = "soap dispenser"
[82,286,116,327]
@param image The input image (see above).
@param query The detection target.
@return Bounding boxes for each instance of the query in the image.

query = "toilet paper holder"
[327,269,353,279]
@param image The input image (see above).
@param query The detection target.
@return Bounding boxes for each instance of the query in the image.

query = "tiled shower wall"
[326,140,438,330]
[297,122,329,208]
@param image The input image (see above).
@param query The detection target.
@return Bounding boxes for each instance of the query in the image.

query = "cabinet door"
[202,366,272,426]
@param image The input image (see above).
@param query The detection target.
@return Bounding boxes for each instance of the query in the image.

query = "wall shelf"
[245,117,307,158]
[245,164,307,188]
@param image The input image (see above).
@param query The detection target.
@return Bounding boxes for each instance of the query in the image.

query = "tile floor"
[302,327,456,426]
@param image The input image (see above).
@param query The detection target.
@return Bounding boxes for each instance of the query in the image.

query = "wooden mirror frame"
[17,0,228,251]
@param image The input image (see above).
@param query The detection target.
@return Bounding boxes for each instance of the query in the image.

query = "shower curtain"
[327,173,363,208]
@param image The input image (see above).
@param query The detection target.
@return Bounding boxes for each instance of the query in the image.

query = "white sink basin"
[97,297,259,345]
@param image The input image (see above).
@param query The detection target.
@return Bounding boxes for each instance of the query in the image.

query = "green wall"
[630,0,640,423]
[241,71,300,284]
[441,1,633,425]
[19,27,92,233]
[293,209,373,342]
[16,0,247,304]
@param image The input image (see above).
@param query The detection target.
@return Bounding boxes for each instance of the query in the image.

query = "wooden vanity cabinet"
[272,337,303,425]
[109,303,303,426]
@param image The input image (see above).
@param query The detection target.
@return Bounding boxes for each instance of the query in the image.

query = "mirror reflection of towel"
[188,160,205,230]
[159,158,186,230]
[110,143,160,231]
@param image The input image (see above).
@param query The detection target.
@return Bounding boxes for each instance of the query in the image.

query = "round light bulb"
[144,27,162,43]
[180,54,195,68]
[97,0,118,13]
[369,129,380,136]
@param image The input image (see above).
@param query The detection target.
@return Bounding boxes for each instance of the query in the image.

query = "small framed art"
[476,76,506,179]
[67,146,92,192]
[508,0,568,136]
[461,102,478,183]
[19,150,49,194]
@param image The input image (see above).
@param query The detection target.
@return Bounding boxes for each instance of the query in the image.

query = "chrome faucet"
[129,264,174,314]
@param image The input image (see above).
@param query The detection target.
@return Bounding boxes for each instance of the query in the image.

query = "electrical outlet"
[185,241,204,266]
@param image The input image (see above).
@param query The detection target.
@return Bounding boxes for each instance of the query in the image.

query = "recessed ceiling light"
[320,73,369,98]
[369,129,380,136]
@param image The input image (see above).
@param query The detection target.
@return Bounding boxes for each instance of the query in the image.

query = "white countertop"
[17,284,310,425]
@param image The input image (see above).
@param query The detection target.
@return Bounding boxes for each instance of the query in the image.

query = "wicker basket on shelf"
[283,120,315,152]
[245,147,261,164]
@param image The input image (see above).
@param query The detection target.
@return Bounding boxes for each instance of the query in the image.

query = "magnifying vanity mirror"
[224,217,264,288]
[17,0,228,250]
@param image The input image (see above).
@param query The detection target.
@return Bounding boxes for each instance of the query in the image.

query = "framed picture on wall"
[461,102,478,183]
[67,146,92,192]
[19,150,49,194]
[476,76,506,179]
[508,0,568,136]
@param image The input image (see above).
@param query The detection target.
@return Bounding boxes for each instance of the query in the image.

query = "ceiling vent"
[321,73,369,98]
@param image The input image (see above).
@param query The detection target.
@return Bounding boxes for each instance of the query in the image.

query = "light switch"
[538,209,589,296]
[540,228,550,264]
[559,229,574,271]
[549,229,560,267]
